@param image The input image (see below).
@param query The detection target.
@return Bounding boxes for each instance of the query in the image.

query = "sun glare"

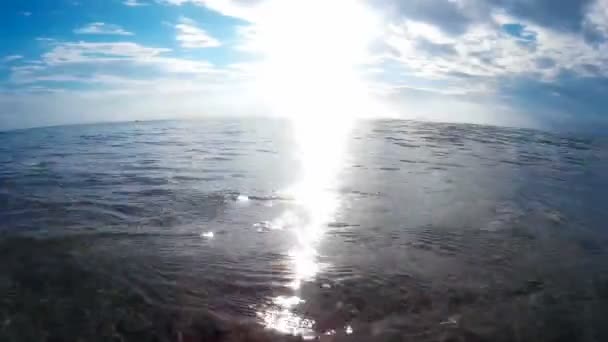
[253,0,380,337]
[250,0,382,121]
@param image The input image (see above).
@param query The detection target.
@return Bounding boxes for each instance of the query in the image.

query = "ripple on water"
[0,119,607,341]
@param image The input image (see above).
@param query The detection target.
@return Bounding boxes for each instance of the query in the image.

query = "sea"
[0,118,607,342]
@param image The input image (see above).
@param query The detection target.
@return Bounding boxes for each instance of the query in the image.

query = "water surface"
[1,119,607,341]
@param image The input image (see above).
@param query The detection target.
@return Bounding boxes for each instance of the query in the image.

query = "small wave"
[205,156,232,161]
[394,142,420,148]
[426,166,448,171]
[218,152,244,157]
[327,222,360,228]
[172,175,223,182]
[385,136,406,142]
[255,148,276,154]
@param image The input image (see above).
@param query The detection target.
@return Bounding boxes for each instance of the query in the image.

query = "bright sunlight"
[250,0,382,121]
[251,0,382,337]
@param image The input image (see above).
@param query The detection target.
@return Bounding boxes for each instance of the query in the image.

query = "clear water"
[1,119,607,341]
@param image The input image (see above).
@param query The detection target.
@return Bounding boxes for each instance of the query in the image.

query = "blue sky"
[1,0,608,131]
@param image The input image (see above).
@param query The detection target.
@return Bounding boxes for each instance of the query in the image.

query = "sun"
[247,0,383,121]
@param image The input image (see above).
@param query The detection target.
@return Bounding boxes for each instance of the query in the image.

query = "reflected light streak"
[252,0,380,337]
[257,116,352,339]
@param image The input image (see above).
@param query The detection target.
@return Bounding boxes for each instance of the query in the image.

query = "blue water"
[1,118,607,341]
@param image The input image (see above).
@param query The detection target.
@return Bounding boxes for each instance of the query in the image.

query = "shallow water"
[1,119,608,341]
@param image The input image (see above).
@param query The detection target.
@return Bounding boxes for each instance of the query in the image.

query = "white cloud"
[123,0,148,6]
[161,0,264,22]
[36,37,57,42]
[2,55,23,63]
[175,17,221,48]
[74,22,134,36]
[42,42,168,64]
[21,11,32,17]
[380,6,608,86]
[9,41,222,87]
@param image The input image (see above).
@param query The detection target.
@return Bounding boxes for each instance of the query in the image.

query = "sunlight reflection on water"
[256,117,354,338]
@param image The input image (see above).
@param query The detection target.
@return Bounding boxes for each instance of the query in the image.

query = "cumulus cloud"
[381,0,608,83]
[74,22,134,36]
[175,17,221,48]
[374,0,477,35]
[362,0,608,128]
[583,0,608,44]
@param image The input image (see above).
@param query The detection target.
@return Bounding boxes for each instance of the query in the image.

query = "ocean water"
[1,118,608,342]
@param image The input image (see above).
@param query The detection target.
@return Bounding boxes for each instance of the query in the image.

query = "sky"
[1,0,608,131]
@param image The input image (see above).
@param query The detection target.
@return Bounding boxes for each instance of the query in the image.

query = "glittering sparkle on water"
[200,231,214,239]
[256,117,354,337]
